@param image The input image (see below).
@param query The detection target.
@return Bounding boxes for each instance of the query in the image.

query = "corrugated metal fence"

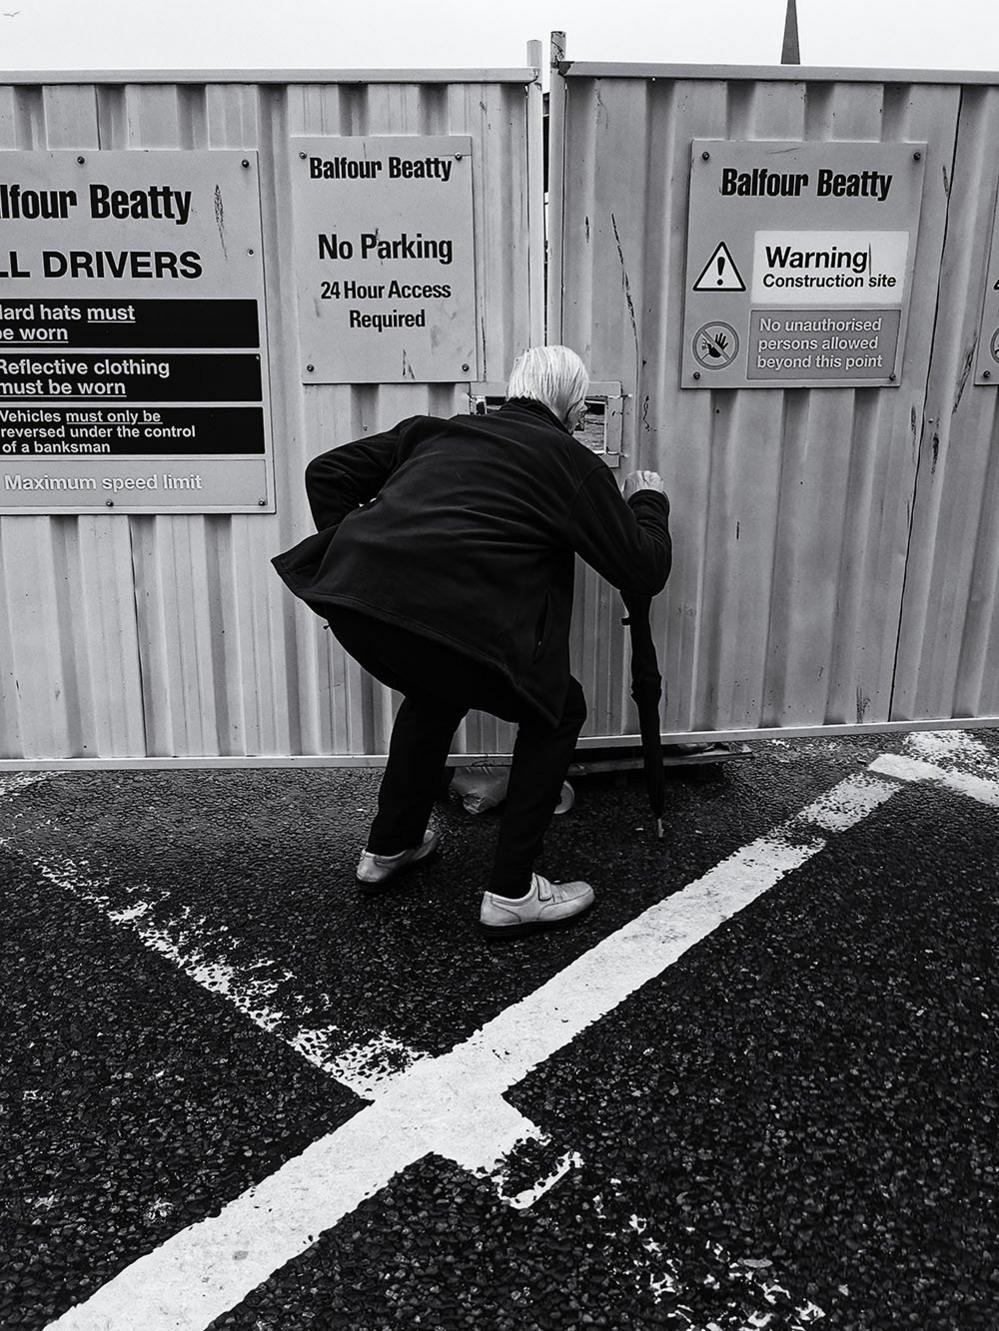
[2,52,999,765]
[0,64,544,764]
[549,55,999,742]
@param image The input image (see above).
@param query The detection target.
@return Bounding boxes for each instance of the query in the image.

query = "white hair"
[506,345,589,425]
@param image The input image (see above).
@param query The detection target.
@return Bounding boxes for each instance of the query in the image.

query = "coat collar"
[499,397,573,435]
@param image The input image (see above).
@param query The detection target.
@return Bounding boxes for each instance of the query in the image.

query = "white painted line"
[45,816,831,1331]
[46,1091,540,1331]
[287,1030,428,1099]
[869,753,999,807]
[494,1148,584,1211]
[11,747,989,1329]
[796,772,900,832]
[626,1214,684,1303]
[903,727,998,772]
[1,840,542,1192]
[0,780,429,1104]
[391,829,824,1106]
[2,849,432,1100]
[0,772,52,798]
[593,1187,825,1329]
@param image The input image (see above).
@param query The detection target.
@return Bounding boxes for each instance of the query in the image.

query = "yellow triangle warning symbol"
[693,242,745,292]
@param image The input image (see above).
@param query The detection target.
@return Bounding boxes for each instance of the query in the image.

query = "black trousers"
[326,607,587,897]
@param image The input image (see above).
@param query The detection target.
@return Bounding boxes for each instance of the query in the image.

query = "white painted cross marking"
[42,820,842,1328]
[17,732,994,1330]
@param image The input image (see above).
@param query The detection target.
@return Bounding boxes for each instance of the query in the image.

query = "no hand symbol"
[693,242,745,292]
[692,321,739,370]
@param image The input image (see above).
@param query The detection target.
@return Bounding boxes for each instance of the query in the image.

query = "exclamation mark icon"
[693,243,744,293]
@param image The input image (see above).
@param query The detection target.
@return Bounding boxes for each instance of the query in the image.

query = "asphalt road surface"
[2,727,997,1331]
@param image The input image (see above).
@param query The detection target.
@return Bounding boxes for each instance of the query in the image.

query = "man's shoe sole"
[478,897,595,939]
[355,841,440,894]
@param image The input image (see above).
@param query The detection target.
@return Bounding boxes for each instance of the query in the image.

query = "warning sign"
[0,150,273,512]
[693,242,745,292]
[682,140,925,389]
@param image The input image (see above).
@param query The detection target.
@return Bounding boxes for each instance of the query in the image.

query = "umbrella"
[622,591,666,839]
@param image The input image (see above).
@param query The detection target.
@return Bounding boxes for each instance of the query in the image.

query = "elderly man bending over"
[273,345,670,938]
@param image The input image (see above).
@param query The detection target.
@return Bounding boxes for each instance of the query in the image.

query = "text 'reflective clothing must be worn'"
[272,398,671,725]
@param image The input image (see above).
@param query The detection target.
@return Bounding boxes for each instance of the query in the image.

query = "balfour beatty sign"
[0,150,273,513]
[719,167,894,200]
[682,141,926,389]
[290,136,476,384]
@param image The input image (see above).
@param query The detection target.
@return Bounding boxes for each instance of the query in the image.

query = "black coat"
[272,398,671,725]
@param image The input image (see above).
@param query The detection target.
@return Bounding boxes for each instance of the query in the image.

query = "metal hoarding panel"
[558,62,999,87]
[0,68,542,86]
[0,74,542,760]
[550,71,960,740]
[891,86,999,723]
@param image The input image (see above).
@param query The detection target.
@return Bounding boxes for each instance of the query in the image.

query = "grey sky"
[1,0,996,76]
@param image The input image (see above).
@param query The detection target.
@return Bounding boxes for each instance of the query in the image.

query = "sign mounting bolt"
[299,151,306,159]
[106,499,114,507]
[306,364,315,372]
[242,159,250,168]
[692,371,701,380]
[701,151,710,161]
[889,372,897,381]
[77,155,86,164]
[258,498,266,506]
[461,363,470,372]
[913,151,922,161]
[984,370,992,379]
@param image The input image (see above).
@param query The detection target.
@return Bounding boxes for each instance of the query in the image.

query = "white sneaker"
[355,830,440,891]
[479,872,595,938]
